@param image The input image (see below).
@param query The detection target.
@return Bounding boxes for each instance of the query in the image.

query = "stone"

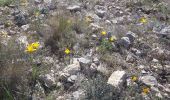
[159,25,170,38]
[94,5,107,18]
[34,0,42,4]
[131,48,142,57]
[67,5,81,12]
[97,64,109,76]
[126,31,136,43]
[126,54,136,63]
[17,35,28,46]
[39,73,56,88]
[72,89,85,100]
[96,9,106,18]
[107,70,126,88]
[78,57,91,64]
[21,24,29,31]
[140,75,158,86]
[67,75,78,83]
[62,62,80,75]
[118,37,131,48]
[89,23,103,32]
[14,12,28,27]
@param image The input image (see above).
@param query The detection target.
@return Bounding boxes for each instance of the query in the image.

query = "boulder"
[107,70,126,88]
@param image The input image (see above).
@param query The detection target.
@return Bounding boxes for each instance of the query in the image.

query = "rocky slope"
[0,0,170,100]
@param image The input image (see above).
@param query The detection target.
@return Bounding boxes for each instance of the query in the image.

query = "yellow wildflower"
[25,42,40,53]
[131,76,138,82]
[31,42,40,49]
[139,17,147,24]
[142,87,150,95]
[65,48,70,54]
[101,31,107,36]
[109,35,117,42]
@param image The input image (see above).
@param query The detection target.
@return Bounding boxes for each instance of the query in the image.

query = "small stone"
[67,5,81,12]
[107,70,126,88]
[97,64,109,76]
[140,75,158,86]
[118,37,131,48]
[126,31,136,43]
[39,73,56,88]
[89,23,103,32]
[159,25,170,38]
[62,62,80,76]
[72,89,85,100]
[21,24,29,31]
[17,35,28,46]
[138,65,145,69]
[67,75,77,83]
[96,9,106,18]
[78,57,91,64]
[14,12,28,27]
[155,93,163,99]
[126,54,136,63]
[34,0,42,4]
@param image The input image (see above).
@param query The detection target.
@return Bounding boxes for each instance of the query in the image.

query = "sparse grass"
[0,0,13,6]
[45,11,90,59]
[0,37,31,99]
[82,74,115,100]
[0,36,50,99]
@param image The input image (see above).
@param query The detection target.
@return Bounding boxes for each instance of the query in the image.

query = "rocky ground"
[0,0,170,100]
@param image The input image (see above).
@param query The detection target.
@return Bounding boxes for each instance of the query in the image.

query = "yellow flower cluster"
[142,87,150,95]
[109,35,117,42]
[101,31,107,36]
[25,42,40,53]
[65,48,70,55]
[139,17,147,24]
[131,76,138,82]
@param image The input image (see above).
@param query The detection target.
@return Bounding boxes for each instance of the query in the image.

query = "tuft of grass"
[0,0,13,6]
[82,74,115,100]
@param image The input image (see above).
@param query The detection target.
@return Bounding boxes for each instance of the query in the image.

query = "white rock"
[89,23,103,32]
[21,24,30,31]
[140,75,158,86]
[68,75,78,83]
[78,57,91,64]
[67,5,81,12]
[107,70,126,88]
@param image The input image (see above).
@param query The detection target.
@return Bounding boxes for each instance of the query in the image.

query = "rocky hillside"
[0,0,170,100]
